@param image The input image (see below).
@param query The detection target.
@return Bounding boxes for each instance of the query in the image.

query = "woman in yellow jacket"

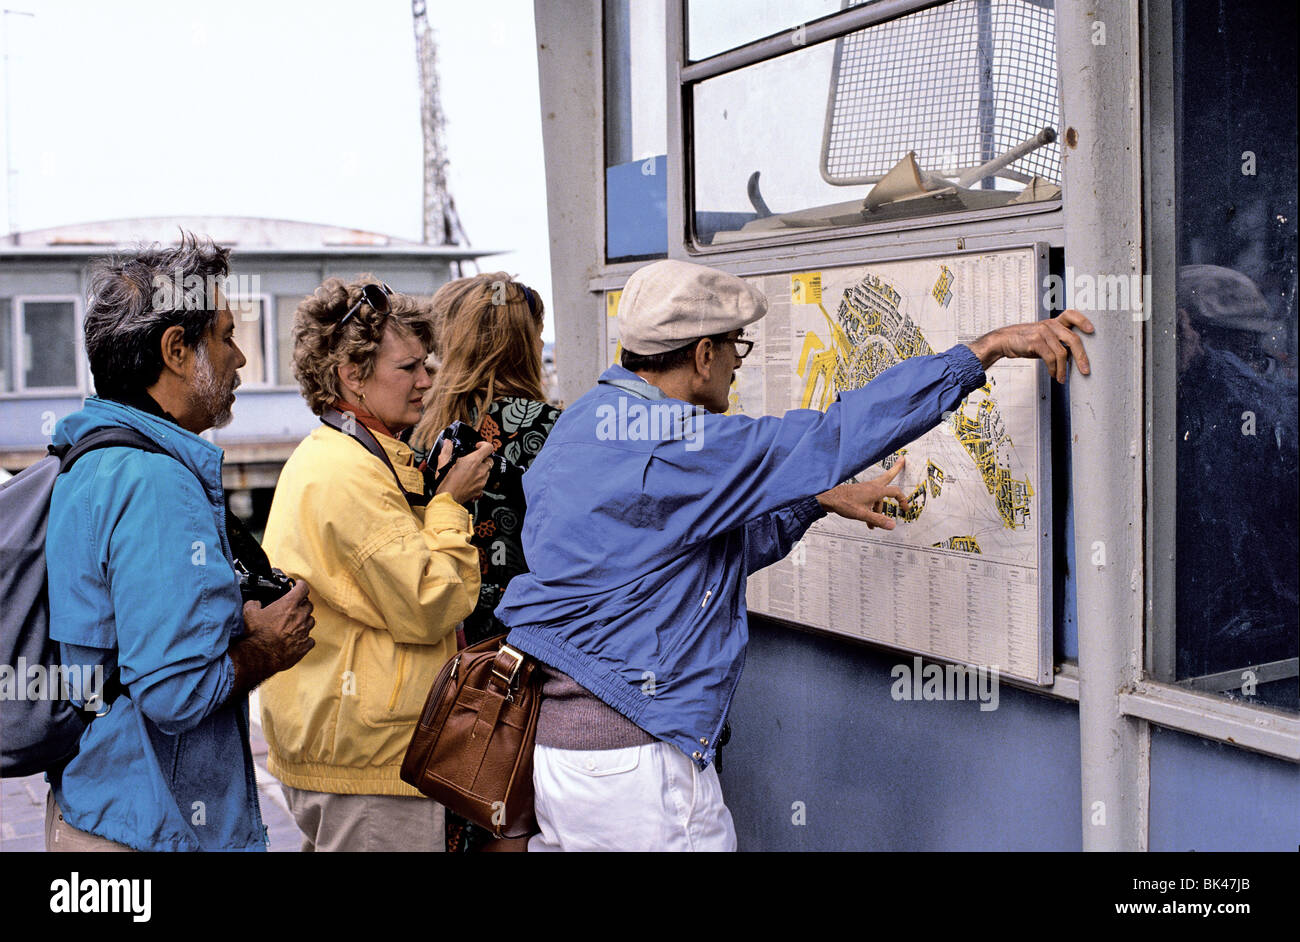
[259,278,493,852]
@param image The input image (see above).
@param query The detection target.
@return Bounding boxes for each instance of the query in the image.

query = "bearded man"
[42,232,315,851]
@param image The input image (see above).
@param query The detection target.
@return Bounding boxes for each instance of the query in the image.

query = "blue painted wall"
[722,615,1083,851]
[1149,725,1300,851]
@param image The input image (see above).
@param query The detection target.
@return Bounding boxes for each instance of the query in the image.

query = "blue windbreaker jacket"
[499,345,987,767]
[45,397,265,851]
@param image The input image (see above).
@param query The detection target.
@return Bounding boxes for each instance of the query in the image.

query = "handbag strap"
[487,645,528,698]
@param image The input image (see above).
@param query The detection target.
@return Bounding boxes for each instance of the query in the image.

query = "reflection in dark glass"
[1173,1,1298,710]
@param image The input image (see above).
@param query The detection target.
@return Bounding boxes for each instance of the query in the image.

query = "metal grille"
[821,0,1060,186]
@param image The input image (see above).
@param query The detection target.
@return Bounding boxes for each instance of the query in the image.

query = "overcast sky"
[0,0,554,338]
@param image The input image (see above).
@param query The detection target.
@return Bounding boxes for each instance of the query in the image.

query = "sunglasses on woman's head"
[339,282,393,328]
[515,283,538,319]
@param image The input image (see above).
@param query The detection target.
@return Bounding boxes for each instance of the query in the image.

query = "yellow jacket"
[259,424,479,795]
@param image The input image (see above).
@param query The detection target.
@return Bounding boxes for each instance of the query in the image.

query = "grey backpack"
[0,427,167,777]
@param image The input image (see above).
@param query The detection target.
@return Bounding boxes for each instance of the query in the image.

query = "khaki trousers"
[45,790,135,852]
[280,785,445,852]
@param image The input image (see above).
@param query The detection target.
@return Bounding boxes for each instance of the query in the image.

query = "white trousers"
[528,742,737,852]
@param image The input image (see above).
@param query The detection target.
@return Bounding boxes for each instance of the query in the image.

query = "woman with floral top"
[410,272,561,852]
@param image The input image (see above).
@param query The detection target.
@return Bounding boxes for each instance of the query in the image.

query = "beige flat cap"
[619,259,769,355]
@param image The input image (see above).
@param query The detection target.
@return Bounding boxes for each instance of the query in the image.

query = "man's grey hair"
[84,230,232,400]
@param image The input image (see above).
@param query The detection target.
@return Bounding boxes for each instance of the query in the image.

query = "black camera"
[426,420,508,497]
[225,511,295,607]
[234,560,296,607]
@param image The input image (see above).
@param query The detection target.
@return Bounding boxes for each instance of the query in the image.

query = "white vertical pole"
[1058,0,1150,851]
[532,0,604,406]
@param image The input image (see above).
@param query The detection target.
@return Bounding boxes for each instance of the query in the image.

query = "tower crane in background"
[412,0,471,268]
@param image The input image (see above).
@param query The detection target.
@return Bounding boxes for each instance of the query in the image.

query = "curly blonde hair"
[291,275,438,415]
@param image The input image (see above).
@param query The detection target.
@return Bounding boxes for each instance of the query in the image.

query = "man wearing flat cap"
[1175,264,1297,682]
[498,259,1093,851]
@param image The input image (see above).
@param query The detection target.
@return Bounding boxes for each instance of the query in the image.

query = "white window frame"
[0,297,12,395]
[269,294,307,391]
[227,292,276,388]
[4,295,85,397]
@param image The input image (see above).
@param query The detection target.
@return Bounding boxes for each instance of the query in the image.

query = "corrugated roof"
[1,216,498,258]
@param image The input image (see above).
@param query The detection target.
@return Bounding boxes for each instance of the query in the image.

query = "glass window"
[0,299,12,392]
[686,0,841,62]
[230,297,268,386]
[1172,1,1297,711]
[691,0,1061,246]
[604,0,668,260]
[21,300,77,389]
[276,295,301,388]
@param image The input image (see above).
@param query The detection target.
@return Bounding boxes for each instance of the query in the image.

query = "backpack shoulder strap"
[54,426,168,474]
[49,426,173,718]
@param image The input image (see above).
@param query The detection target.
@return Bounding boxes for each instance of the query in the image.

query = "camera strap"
[320,407,425,508]
[225,511,275,579]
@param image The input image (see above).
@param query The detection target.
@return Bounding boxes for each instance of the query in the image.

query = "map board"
[606,247,1053,685]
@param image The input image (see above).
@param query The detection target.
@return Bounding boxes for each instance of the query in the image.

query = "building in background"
[0,215,495,526]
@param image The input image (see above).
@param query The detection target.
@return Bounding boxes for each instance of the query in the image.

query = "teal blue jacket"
[46,397,265,851]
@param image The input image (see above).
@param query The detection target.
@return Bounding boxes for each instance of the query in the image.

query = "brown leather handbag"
[401,634,541,838]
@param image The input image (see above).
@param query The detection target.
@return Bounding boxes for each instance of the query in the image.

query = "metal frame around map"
[605,243,1055,686]
[603,242,1060,686]
[751,244,1054,685]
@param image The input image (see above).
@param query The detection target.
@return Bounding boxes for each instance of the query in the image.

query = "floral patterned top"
[409,395,560,851]
[460,396,562,646]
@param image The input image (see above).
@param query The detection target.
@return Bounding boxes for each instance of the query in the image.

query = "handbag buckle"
[491,645,525,692]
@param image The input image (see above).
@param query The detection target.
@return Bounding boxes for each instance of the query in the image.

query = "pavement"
[0,690,303,852]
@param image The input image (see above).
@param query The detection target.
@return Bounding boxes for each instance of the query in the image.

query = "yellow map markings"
[932,535,982,554]
[607,290,623,367]
[926,459,945,497]
[795,271,1029,532]
[881,481,929,523]
[881,448,907,470]
[948,396,1032,529]
[798,270,1031,533]
[796,333,833,410]
[931,266,954,307]
[791,272,823,305]
[875,456,947,525]
[797,301,856,411]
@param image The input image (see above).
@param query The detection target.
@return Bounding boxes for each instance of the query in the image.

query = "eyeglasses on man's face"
[339,282,393,328]
[729,335,754,360]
